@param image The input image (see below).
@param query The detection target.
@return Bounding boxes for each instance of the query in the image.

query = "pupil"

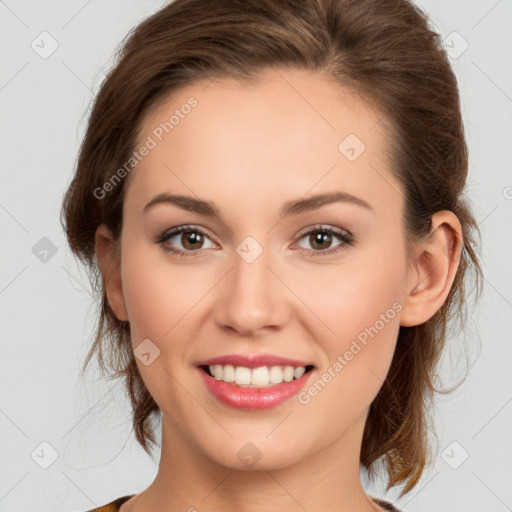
[183,231,202,249]
[312,232,331,249]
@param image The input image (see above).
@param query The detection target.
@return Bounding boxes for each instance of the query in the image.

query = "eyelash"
[154,224,355,258]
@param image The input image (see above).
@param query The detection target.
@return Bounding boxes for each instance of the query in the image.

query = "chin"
[195,434,310,472]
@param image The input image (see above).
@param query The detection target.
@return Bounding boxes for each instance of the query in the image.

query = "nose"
[213,245,291,337]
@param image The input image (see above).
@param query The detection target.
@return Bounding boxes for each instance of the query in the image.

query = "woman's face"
[114,68,412,470]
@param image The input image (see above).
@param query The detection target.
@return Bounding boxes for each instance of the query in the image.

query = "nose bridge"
[214,236,289,335]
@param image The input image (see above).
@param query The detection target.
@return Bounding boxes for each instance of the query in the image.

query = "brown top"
[87,495,402,511]
[87,495,133,512]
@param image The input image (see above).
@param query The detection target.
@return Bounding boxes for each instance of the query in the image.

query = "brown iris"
[309,231,332,251]
[181,230,204,250]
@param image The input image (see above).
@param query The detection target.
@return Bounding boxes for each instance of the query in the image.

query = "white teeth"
[269,366,283,384]
[283,366,294,382]
[206,364,309,387]
[234,366,252,385]
[214,364,223,380]
[294,366,306,379]
[251,366,269,386]
[222,364,235,382]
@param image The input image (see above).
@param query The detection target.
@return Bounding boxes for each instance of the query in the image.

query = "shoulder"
[86,495,135,512]
[373,497,403,511]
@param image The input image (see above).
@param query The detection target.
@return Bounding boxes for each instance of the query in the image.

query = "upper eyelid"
[296,224,352,238]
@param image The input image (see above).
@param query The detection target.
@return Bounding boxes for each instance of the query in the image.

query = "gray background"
[0,1,511,511]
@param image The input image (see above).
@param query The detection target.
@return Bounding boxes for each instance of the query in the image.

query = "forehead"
[125,68,398,217]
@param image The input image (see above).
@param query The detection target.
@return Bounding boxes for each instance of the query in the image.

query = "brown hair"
[61,0,482,497]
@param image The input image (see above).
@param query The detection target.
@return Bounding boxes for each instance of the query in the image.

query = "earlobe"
[95,224,129,322]
[400,211,463,327]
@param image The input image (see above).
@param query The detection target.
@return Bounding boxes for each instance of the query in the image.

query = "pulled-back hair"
[61,0,482,496]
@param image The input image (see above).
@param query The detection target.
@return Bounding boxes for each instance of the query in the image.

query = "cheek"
[295,247,405,341]
[118,246,199,406]
[294,243,406,394]
[119,242,207,344]
[328,268,403,347]
[293,271,404,434]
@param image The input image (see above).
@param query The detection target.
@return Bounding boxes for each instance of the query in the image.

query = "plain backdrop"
[0,1,511,511]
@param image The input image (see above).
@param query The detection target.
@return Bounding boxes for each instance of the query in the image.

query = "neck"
[127,412,382,512]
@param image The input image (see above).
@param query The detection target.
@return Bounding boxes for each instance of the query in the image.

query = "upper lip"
[196,354,314,369]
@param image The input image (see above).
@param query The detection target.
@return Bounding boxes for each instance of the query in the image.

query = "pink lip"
[197,366,314,410]
[196,353,313,369]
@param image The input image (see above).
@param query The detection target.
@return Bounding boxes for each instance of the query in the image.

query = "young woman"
[61,0,481,510]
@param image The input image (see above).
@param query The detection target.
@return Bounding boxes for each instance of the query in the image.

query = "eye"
[294,224,354,257]
[155,225,217,257]
[154,223,355,258]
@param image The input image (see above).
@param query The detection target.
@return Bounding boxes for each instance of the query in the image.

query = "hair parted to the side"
[60,0,482,497]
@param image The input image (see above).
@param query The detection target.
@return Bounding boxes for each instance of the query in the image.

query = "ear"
[400,210,463,327]
[95,224,129,322]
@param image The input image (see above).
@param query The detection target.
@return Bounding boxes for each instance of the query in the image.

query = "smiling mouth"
[199,364,315,388]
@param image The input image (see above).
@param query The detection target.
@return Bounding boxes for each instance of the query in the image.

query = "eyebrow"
[143,191,373,218]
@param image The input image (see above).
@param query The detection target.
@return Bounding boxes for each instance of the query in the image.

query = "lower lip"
[198,367,313,410]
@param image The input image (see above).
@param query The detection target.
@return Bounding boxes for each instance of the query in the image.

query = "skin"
[95,68,462,512]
